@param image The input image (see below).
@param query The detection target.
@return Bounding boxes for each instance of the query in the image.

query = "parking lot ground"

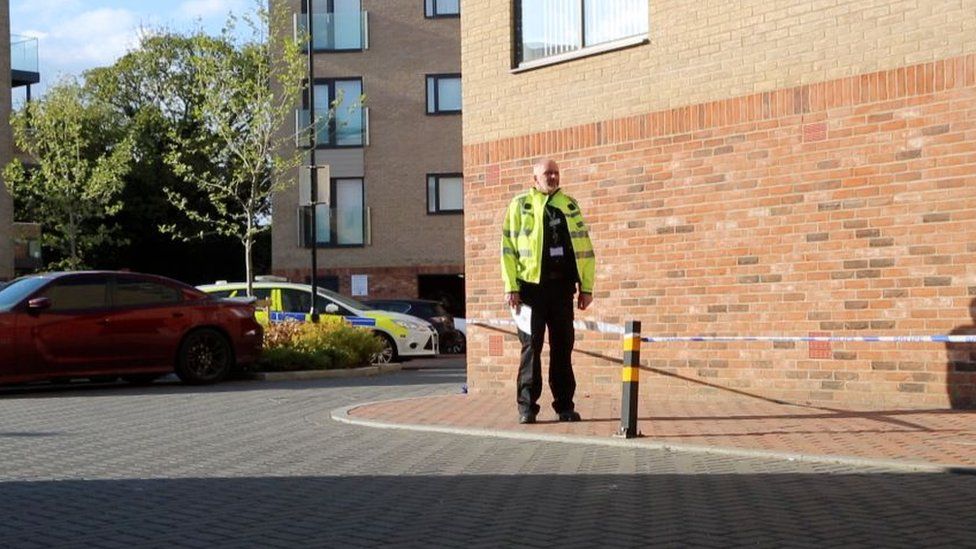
[1,364,974,547]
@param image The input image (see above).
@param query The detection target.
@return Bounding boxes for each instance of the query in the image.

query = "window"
[114,277,181,307]
[39,275,109,311]
[300,0,364,51]
[280,289,312,313]
[514,0,648,68]
[301,78,364,147]
[427,173,463,214]
[300,178,366,247]
[426,74,461,114]
[425,0,459,17]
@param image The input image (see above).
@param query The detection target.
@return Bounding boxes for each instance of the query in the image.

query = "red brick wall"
[274,264,462,299]
[463,54,976,410]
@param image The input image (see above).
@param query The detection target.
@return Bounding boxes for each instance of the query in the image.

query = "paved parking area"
[0,359,974,547]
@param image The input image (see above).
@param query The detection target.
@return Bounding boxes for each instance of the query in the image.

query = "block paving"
[0,360,973,547]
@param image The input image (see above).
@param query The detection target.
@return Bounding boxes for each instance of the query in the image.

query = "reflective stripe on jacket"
[501,187,595,293]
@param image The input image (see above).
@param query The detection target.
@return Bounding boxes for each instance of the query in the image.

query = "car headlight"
[394,320,423,330]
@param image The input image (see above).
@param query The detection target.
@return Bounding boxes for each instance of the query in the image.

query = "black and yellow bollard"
[617,320,641,438]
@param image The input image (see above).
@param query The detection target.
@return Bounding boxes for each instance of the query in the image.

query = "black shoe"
[558,411,582,422]
[519,412,537,424]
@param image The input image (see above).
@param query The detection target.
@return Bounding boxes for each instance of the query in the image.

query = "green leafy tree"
[163,1,306,296]
[84,32,251,283]
[4,80,133,270]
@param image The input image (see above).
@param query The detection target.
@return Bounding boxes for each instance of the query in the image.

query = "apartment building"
[462,1,976,409]
[0,0,38,280]
[272,0,464,313]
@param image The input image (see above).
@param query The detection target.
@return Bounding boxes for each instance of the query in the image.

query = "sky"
[10,0,256,100]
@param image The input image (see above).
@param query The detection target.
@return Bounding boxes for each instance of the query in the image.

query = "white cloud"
[46,8,145,67]
[177,0,249,20]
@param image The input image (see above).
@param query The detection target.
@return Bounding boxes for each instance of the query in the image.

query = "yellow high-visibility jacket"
[501,187,595,293]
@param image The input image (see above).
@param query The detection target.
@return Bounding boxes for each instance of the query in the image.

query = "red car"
[0,271,262,385]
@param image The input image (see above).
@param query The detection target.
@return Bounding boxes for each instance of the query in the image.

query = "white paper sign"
[511,304,532,335]
[351,274,368,296]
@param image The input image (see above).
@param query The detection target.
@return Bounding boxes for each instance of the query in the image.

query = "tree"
[4,80,133,270]
[163,1,306,296]
[84,33,252,284]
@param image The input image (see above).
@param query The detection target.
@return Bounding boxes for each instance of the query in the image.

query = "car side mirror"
[324,303,340,314]
[27,297,51,311]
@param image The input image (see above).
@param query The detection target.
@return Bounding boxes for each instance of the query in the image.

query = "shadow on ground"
[0,473,972,547]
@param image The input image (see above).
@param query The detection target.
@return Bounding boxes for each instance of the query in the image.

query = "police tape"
[468,318,625,334]
[467,318,976,343]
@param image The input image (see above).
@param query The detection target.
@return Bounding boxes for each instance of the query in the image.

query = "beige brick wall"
[272,0,463,280]
[462,0,976,145]
[0,0,15,280]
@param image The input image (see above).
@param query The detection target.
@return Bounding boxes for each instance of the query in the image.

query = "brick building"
[462,0,976,409]
[272,0,464,312]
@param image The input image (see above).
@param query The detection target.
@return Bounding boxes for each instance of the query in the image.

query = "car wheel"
[175,328,234,385]
[446,332,466,354]
[372,332,398,364]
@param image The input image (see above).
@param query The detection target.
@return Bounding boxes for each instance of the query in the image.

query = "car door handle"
[172,312,184,318]
[97,318,110,325]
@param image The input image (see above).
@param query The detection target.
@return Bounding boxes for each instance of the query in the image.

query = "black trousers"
[517,280,577,416]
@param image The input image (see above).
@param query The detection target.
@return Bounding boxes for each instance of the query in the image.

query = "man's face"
[533,161,560,194]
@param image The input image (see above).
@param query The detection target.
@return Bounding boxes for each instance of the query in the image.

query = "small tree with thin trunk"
[162,0,306,296]
[3,80,133,270]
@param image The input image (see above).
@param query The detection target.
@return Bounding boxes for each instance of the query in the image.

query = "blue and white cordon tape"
[468,317,976,343]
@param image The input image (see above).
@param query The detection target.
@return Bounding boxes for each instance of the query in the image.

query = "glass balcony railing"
[11,34,39,86]
[299,205,370,247]
[295,106,369,148]
[295,10,368,51]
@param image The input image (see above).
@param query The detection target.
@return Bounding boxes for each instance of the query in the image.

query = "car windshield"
[0,276,52,311]
[318,288,370,312]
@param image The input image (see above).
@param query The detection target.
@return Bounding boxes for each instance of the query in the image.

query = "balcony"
[296,106,369,148]
[298,205,370,248]
[295,10,369,52]
[11,34,39,87]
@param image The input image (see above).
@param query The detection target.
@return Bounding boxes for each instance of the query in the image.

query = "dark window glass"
[114,278,182,307]
[301,79,364,148]
[40,275,109,311]
[425,74,461,114]
[315,294,353,316]
[425,0,459,17]
[281,289,312,313]
[206,290,234,298]
[427,173,463,213]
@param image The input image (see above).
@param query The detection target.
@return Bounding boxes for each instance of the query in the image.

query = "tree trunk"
[244,236,253,297]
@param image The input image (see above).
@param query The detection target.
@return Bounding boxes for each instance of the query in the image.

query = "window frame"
[425,73,462,115]
[424,0,460,18]
[301,0,365,53]
[304,77,364,149]
[426,173,464,215]
[301,177,367,248]
[511,0,649,72]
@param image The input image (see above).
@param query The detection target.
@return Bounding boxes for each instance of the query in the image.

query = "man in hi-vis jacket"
[501,158,596,424]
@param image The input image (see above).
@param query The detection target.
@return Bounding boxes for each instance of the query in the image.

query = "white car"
[197,280,438,363]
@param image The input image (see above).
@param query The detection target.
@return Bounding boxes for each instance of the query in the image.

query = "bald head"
[532,158,560,194]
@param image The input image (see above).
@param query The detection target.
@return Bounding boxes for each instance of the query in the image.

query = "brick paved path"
[350,392,976,469]
[0,361,974,548]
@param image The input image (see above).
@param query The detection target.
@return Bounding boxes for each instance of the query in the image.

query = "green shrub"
[257,319,384,372]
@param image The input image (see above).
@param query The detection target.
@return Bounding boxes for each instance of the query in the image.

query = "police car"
[197,278,438,363]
